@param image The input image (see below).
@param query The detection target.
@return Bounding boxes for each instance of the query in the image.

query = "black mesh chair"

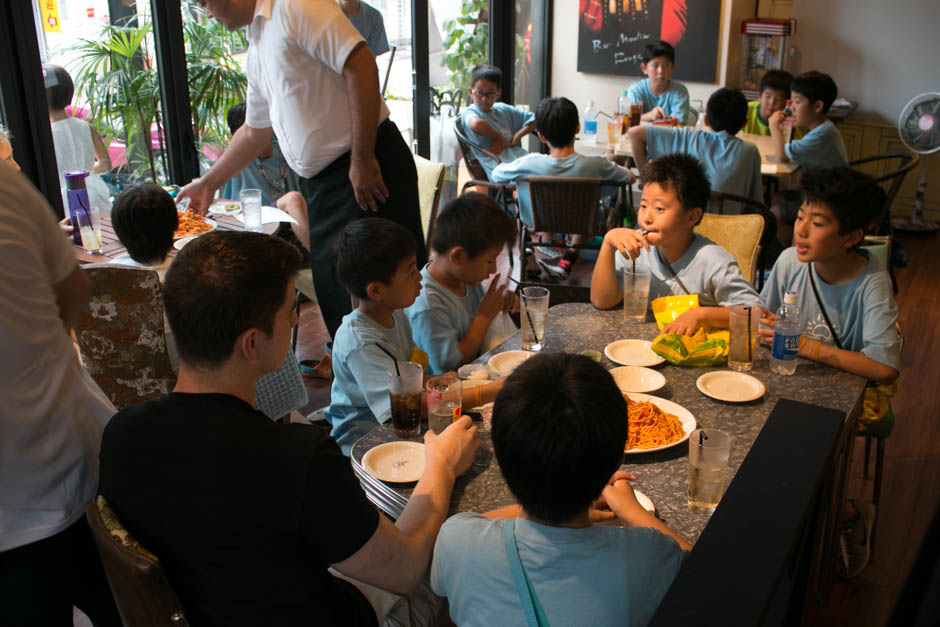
[849,152,920,233]
[453,116,517,217]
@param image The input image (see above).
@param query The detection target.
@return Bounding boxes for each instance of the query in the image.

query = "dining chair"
[453,116,517,217]
[704,190,773,289]
[86,496,189,627]
[516,176,627,288]
[849,152,920,233]
[413,154,446,248]
[693,212,765,287]
[73,264,176,410]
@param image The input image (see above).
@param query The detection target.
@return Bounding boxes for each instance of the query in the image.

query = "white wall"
[789,0,940,126]
[551,0,751,119]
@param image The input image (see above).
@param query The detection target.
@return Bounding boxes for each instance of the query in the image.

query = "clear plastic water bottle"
[583,100,598,145]
[770,291,801,375]
[618,89,631,115]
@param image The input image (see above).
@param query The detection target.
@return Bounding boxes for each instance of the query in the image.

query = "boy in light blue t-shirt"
[491,96,634,279]
[630,87,762,203]
[405,193,517,374]
[460,65,536,178]
[591,153,760,336]
[626,40,690,125]
[431,353,689,627]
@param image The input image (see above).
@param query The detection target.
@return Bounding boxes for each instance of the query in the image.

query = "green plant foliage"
[67,4,246,183]
[440,0,488,92]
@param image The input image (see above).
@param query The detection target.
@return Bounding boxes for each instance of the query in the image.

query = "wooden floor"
[295,230,940,625]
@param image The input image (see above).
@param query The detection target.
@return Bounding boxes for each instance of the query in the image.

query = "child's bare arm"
[510,122,536,147]
[628,124,649,176]
[602,474,692,551]
[467,117,507,156]
[640,106,666,122]
[591,228,649,310]
[768,111,790,163]
[456,276,509,363]
[662,306,730,336]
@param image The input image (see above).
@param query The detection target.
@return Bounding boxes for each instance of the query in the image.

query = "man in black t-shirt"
[98,232,478,626]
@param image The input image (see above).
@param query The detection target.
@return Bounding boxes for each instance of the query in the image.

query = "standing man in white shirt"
[0,161,120,625]
[181,0,426,339]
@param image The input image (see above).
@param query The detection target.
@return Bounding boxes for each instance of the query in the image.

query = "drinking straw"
[745,306,753,362]
[508,278,542,345]
[375,342,400,376]
[700,430,708,445]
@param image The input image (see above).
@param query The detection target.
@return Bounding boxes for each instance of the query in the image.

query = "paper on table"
[236,206,298,225]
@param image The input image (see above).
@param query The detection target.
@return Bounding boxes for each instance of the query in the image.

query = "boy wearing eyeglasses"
[460,64,536,178]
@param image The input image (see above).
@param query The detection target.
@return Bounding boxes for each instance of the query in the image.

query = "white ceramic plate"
[609,366,666,394]
[487,350,535,378]
[361,441,426,483]
[696,371,766,403]
[633,489,655,514]
[623,393,696,454]
[173,236,197,251]
[173,216,217,240]
[209,201,242,216]
[604,339,665,367]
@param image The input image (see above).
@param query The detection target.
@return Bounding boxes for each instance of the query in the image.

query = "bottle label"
[584,120,597,134]
[772,333,799,360]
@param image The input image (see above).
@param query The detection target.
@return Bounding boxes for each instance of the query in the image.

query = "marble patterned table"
[351,303,866,543]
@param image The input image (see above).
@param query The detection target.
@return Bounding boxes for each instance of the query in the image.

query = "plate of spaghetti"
[623,393,696,454]
[173,210,217,239]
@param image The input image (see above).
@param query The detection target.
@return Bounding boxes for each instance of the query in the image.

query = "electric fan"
[892,92,940,232]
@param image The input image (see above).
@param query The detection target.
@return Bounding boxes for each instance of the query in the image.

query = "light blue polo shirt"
[614,232,761,308]
[491,152,634,227]
[461,103,536,178]
[324,309,416,454]
[761,247,900,371]
[627,79,690,124]
[646,126,762,202]
[406,266,485,375]
[784,119,848,170]
[348,2,389,56]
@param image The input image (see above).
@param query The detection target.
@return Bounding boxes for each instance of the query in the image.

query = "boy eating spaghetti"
[431,353,690,626]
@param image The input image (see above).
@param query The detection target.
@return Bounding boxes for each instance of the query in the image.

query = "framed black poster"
[577,0,722,83]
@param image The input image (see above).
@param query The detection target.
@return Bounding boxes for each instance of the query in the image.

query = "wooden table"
[73,211,280,263]
[351,303,865,545]
[574,131,801,179]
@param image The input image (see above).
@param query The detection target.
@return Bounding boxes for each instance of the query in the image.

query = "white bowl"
[609,366,666,394]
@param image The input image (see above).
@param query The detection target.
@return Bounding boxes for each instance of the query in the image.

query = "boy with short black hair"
[592,153,760,335]
[491,96,634,279]
[760,167,900,385]
[109,184,178,277]
[626,40,690,124]
[742,69,803,138]
[431,353,689,626]
[460,64,536,178]
[405,192,517,374]
[629,87,762,202]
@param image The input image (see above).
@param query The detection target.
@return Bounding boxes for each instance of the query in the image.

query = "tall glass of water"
[623,256,651,323]
[520,286,549,351]
[688,429,732,513]
[240,188,263,232]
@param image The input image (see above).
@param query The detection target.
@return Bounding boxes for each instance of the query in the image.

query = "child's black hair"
[491,353,628,525]
[800,167,885,235]
[334,217,418,299]
[641,40,676,65]
[110,184,179,264]
[535,97,579,148]
[642,153,710,223]
[791,71,838,114]
[759,69,794,97]
[430,192,516,258]
[226,102,246,137]
[705,88,748,134]
[470,65,502,89]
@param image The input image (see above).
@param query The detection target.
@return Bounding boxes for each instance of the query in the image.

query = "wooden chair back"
[413,154,446,248]
[694,213,765,286]
[86,497,189,627]
[73,265,175,409]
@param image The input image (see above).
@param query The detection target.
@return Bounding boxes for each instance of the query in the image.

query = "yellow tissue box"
[651,295,700,330]
[651,327,730,367]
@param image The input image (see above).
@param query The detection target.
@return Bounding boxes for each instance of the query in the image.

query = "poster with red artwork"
[577,0,721,82]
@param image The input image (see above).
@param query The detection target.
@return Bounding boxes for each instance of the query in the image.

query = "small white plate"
[696,371,766,403]
[209,201,242,216]
[633,489,655,515]
[173,236,197,251]
[604,339,665,367]
[624,393,697,454]
[361,441,426,483]
[487,350,535,378]
[609,366,666,394]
